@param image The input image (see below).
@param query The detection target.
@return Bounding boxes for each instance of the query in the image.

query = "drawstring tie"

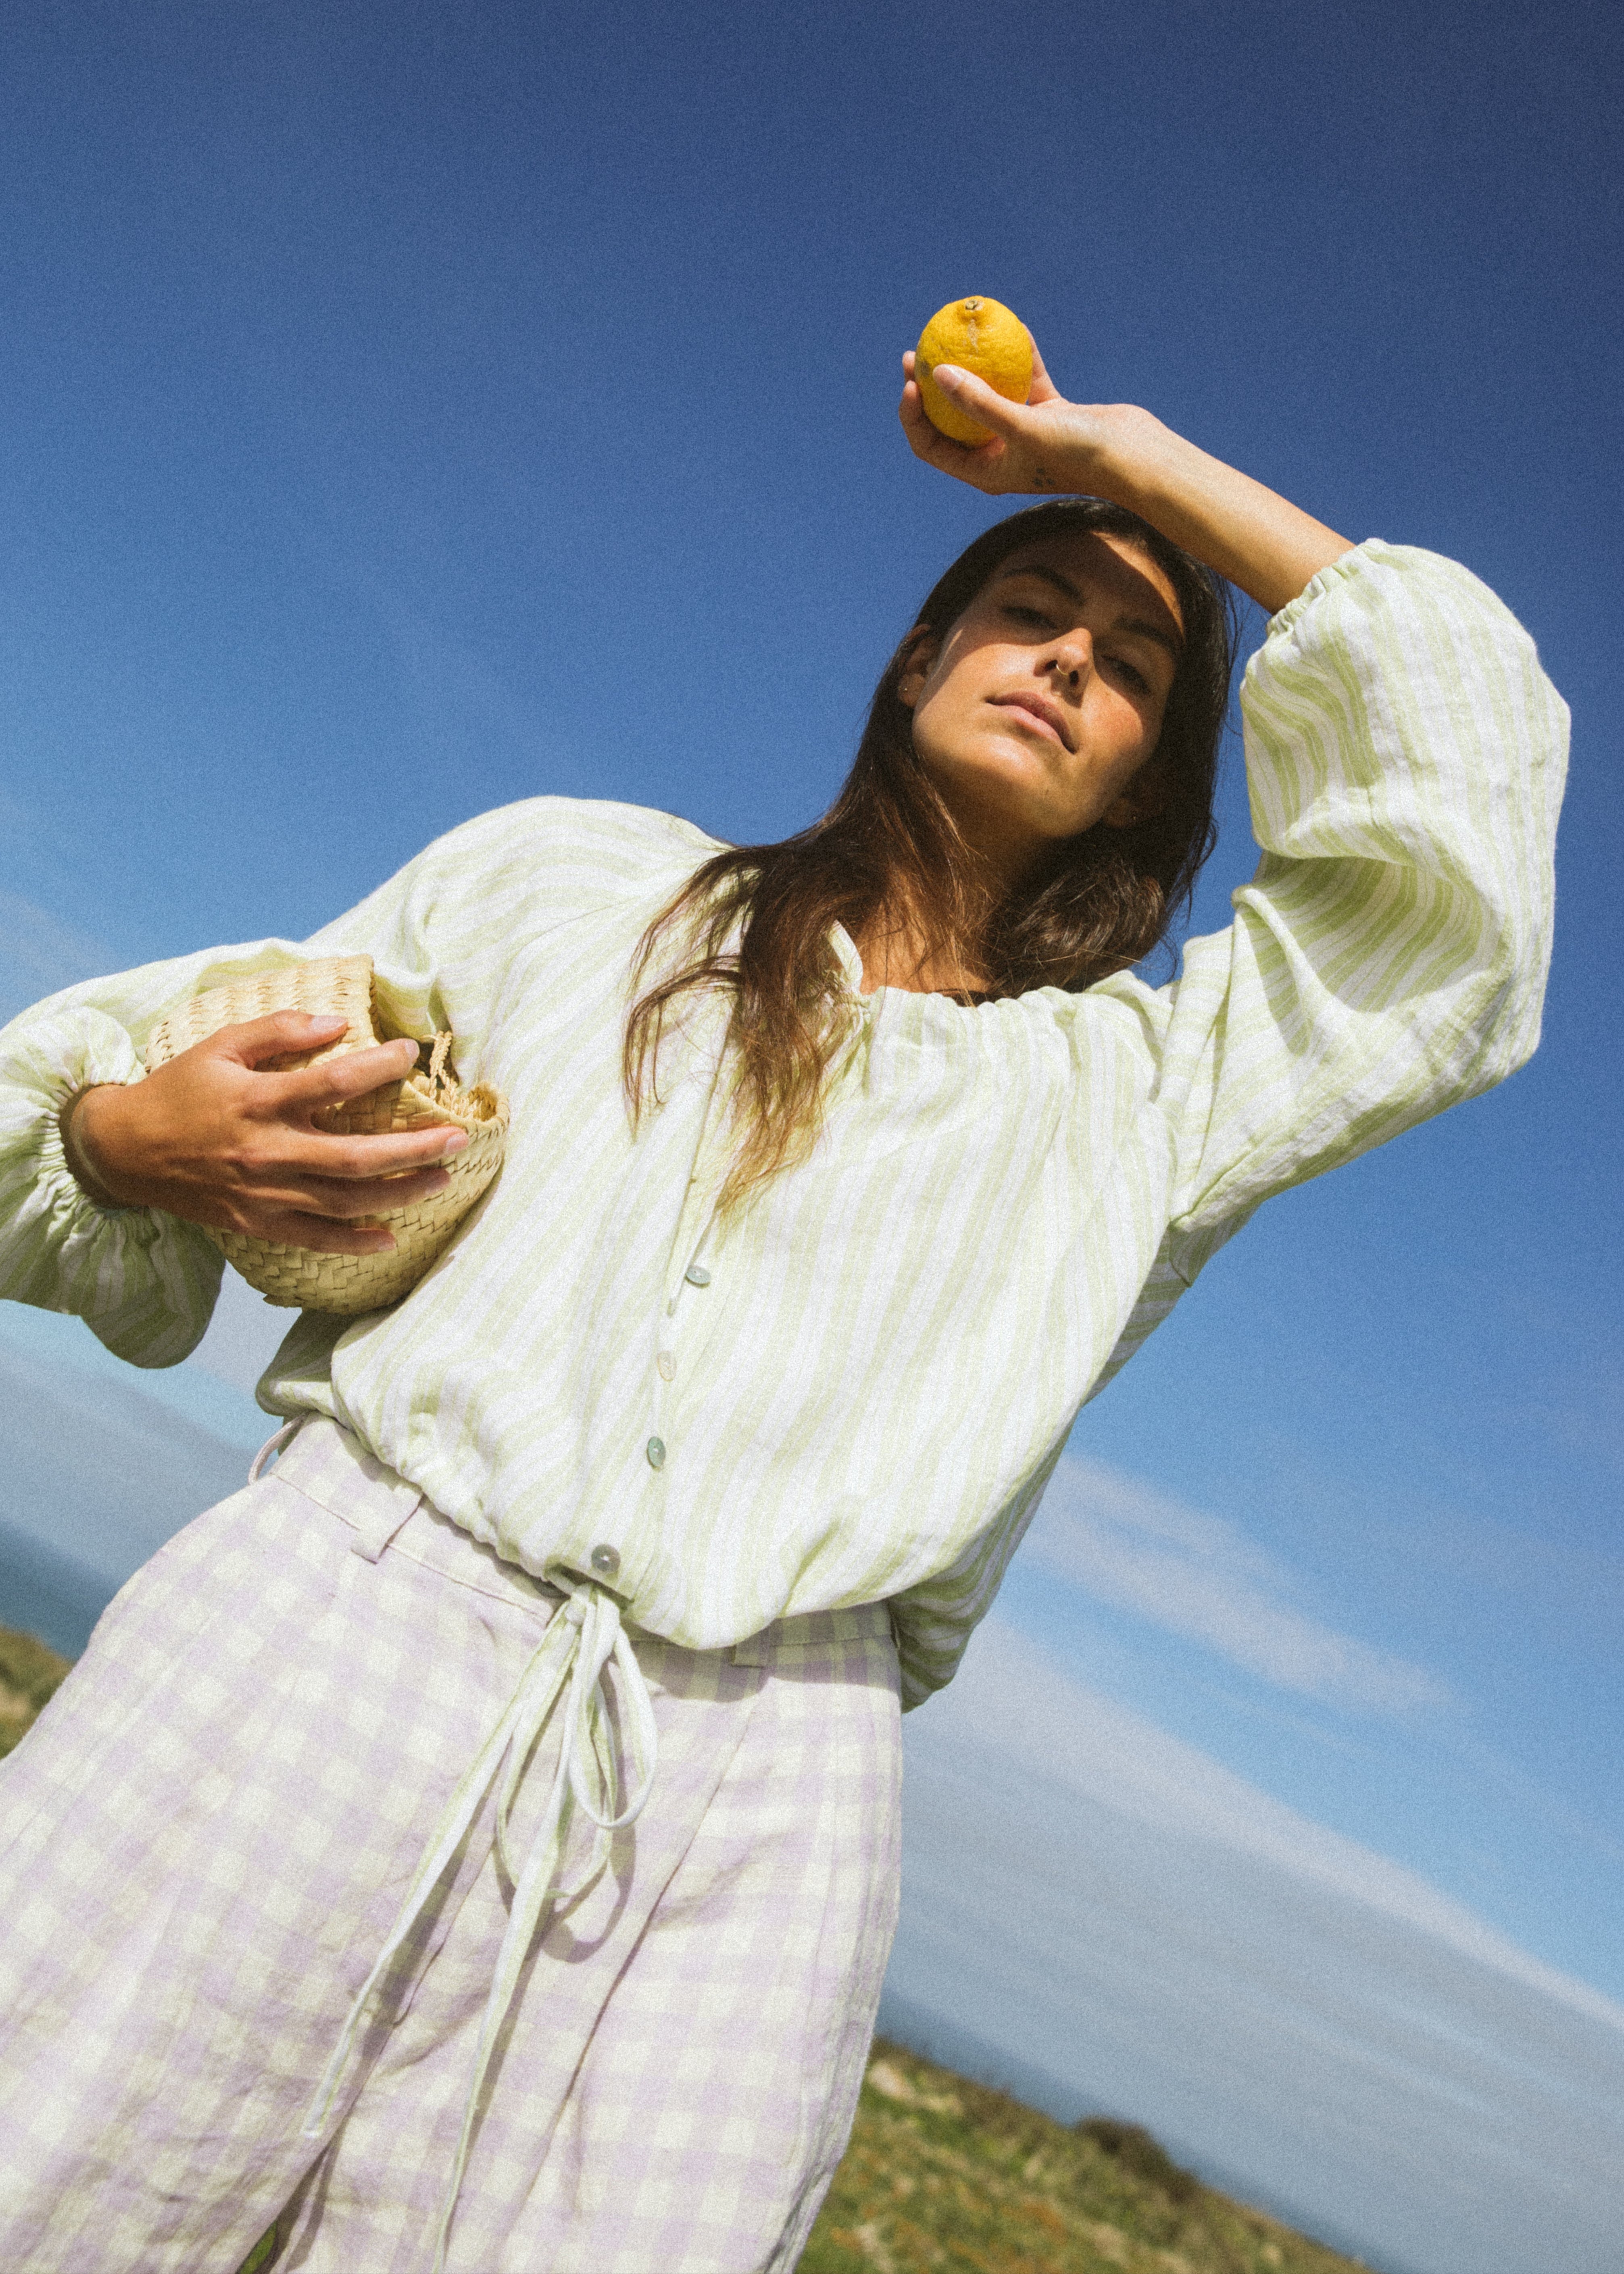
[300,1571,659,2271]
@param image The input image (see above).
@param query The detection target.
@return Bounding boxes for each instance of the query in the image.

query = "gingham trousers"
[0,1419,903,2272]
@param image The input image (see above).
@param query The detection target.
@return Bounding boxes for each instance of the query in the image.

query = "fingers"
[196,1014,433,1123]
[1026,336,1062,405]
[208,1153,468,1248]
[278,1037,422,1111]
[927,365,1032,441]
[275,1127,469,1189]
[899,348,1094,498]
[899,346,1031,443]
[898,366,1003,477]
[275,1157,460,1222]
[903,334,1055,407]
[90,1002,482,1245]
[215,1011,354,1068]
[208,1017,422,1110]
[210,1022,470,1188]
[250,1208,401,1257]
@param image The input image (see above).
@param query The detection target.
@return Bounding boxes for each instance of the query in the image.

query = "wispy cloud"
[1023,1454,1450,1718]
[936,1617,1618,2028]
[892,1619,1624,2274]
[0,889,110,1027]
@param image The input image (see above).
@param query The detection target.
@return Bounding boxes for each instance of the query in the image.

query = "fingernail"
[308,1013,348,1032]
[442,1132,469,1158]
[933,363,964,389]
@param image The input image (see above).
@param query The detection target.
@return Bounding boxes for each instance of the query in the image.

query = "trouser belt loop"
[346,1473,424,1564]
[248,1419,423,1563]
[247,1420,302,1485]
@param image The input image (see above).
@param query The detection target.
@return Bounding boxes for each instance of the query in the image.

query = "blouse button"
[684,1263,711,1286]
[646,1436,667,1470]
[657,1352,676,1381]
[590,1543,621,1578]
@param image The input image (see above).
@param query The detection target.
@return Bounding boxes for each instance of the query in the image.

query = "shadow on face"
[899,530,1186,886]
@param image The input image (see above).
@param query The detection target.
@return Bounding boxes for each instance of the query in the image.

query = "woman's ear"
[896,626,938,711]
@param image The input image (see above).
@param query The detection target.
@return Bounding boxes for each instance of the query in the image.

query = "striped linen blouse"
[0,542,1568,1708]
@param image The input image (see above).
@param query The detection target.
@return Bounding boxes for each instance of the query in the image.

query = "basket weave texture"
[144,955,508,1316]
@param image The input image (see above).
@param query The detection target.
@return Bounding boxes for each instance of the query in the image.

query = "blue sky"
[1,5,1620,2267]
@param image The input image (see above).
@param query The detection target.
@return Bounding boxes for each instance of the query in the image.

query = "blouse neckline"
[828,920,1003,1012]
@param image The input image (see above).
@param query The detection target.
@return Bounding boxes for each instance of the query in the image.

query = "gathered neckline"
[829,920,1008,1010]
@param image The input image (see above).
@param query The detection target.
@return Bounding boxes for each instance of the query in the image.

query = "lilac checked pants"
[0,1419,903,2272]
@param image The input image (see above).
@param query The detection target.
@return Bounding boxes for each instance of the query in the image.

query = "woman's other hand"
[63,1014,468,1254]
[899,338,1353,615]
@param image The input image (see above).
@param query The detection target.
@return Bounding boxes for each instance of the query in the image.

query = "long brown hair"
[625,498,1236,1207]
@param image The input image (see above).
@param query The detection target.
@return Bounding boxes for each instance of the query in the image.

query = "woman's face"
[901,528,1185,890]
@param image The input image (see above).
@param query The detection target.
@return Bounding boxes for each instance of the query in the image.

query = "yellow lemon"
[915,296,1033,444]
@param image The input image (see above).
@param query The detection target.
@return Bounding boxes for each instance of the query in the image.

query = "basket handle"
[425,1032,455,1099]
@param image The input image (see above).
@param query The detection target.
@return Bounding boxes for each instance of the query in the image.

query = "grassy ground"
[799,2039,1368,2274]
[2,1626,1365,2272]
[0,1623,70,1758]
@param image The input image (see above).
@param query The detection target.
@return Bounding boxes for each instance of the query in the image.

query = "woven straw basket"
[144,955,509,1316]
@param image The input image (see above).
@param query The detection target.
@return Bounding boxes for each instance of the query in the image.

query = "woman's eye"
[1107,655,1150,694]
[1004,605,1054,628]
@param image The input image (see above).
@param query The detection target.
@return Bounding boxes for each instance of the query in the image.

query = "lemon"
[915,296,1033,444]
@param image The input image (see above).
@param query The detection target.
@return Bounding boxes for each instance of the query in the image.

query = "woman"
[0,342,1567,2272]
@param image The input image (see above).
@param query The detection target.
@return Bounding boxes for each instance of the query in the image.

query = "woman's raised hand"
[899,336,1353,615]
[65,1014,469,1255]
[899,340,1167,501]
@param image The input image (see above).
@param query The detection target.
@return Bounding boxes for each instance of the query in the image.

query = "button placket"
[652,1016,730,1482]
[650,1239,711,1468]
[646,1354,669,1470]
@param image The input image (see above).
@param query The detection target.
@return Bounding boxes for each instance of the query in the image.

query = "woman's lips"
[988,695,1074,751]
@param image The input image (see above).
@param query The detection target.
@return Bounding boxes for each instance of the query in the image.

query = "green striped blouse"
[0,542,1569,1707]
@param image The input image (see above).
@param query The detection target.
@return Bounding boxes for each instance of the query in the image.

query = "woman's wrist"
[1050,404,1180,498]
[60,1085,139,1210]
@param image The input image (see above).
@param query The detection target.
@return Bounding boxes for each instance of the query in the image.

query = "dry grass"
[800,2038,1368,2274]
[0,1623,70,1759]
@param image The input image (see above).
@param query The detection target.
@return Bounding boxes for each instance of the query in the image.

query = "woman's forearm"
[901,351,1355,613]
[1084,413,1353,615]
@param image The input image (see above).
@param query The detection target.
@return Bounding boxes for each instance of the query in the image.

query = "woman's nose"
[1049,632,1091,688]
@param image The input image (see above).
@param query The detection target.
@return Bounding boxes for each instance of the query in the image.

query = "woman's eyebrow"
[1003,562,1184,659]
[1120,613,1184,661]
